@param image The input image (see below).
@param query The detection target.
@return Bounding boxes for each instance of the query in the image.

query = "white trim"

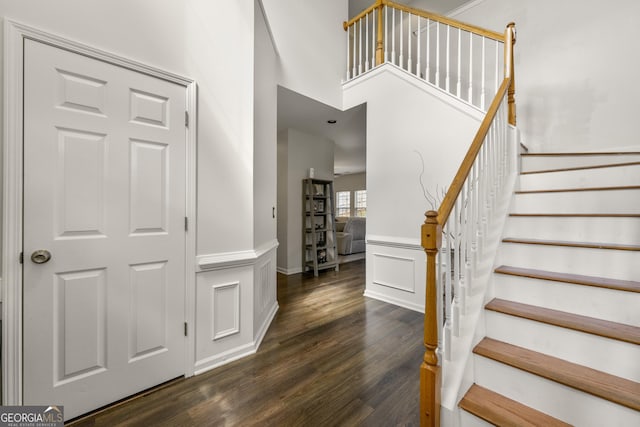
[256,0,280,57]
[194,299,278,376]
[371,253,416,293]
[197,239,279,271]
[367,234,423,251]
[343,63,485,121]
[211,282,241,341]
[2,20,198,403]
[276,266,303,275]
[363,289,424,313]
[254,301,278,348]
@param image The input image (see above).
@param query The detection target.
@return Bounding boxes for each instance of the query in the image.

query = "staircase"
[458,152,640,426]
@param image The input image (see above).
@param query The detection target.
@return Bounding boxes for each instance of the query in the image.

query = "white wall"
[277,128,335,273]
[344,65,482,311]
[335,172,366,193]
[261,0,348,109]
[451,0,640,152]
[254,1,278,249]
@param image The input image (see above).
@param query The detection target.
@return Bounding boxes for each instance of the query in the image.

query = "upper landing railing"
[344,0,516,122]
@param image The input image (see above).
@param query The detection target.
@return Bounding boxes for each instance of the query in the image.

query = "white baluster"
[446,24,450,93]
[426,18,431,83]
[358,19,363,74]
[495,40,500,95]
[436,246,443,357]
[384,6,388,62]
[468,32,473,105]
[392,7,396,65]
[365,12,370,71]
[435,22,440,87]
[444,221,452,361]
[453,197,461,337]
[481,36,486,110]
[416,16,421,78]
[352,23,357,78]
[408,13,412,73]
[399,11,404,69]
[346,25,351,80]
[457,28,462,97]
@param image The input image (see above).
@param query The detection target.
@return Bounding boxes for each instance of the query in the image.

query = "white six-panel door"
[22,39,187,419]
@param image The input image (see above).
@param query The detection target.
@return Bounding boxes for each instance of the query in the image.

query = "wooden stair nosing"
[515,185,640,194]
[485,298,640,345]
[494,265,640,294]
[459,384,572,427]
[521,161,640,175]
[474,337,640,411]
[509,213,640,218]
[521,152,640,157]
[501,237,640,252]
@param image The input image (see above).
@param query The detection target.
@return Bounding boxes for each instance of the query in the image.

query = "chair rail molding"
[197,239,279,271]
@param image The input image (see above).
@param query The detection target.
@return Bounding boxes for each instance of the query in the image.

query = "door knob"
[31,249,52,264]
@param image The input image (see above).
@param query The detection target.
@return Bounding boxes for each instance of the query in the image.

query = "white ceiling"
[277,0,472,177]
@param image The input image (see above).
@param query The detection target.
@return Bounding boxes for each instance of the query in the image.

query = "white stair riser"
[459,410,493,427]
[519,164,640,191]
[503,216,640,245]
[511,190,640,214]
[474,356,640,426]
[496,243,640,281]
[485,311,640,381]
[521,155,640,173]
[492,274,640,326]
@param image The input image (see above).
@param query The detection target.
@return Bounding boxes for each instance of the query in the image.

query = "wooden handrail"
[344,1,503,42]
[386,1,503,41]
[437,77,511,225]
[343,0,381,30]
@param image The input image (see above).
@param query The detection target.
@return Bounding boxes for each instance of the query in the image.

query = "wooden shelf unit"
[302,178,339,276]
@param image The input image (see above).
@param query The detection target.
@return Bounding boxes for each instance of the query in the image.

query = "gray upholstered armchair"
[336,217,366,255]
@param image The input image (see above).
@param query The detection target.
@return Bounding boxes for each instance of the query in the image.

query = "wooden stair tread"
[485,298,640,345]
[502,237,640,251]
[459,384,572,427]
[516,185,640,194]
[521,161,640,175]
[495,265,640,293]
[474,337,640,411]
[510,213,640,218]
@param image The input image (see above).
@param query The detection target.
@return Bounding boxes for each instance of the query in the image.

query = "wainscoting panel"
[194,265,254,374]
[365,237,426,313]
[194,241,278,375]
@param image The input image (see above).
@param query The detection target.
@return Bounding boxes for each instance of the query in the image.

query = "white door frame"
[2,20,198,405]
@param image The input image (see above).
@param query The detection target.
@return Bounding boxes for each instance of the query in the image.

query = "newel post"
[420,210,441,427]
[505,22,516,126]
[375,0,385,65]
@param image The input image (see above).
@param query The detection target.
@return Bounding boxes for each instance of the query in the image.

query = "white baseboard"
[276,266,303,275]
[363,289,425,313]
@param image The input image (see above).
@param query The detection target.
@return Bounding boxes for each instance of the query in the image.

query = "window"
[335,189,366,217]
[354,190,367,217]
[336,191,350,217]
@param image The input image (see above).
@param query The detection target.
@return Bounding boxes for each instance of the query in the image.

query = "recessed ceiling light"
[327,119,337,124]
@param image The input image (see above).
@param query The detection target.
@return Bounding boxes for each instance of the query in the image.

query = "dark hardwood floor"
[69,260,423,426]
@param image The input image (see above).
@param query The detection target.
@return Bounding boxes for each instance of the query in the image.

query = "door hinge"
[19,252,23,264]
[185,111,189,128]
[184,217,188,231]
[184,322,188,336]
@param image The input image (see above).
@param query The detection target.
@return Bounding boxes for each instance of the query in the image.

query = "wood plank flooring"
[68,260,423,426]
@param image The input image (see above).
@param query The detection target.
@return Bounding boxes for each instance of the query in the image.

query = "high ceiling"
[277,0,472,177]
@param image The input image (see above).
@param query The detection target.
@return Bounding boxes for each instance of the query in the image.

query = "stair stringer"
[440,152,520,426]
